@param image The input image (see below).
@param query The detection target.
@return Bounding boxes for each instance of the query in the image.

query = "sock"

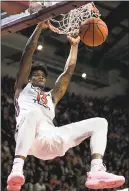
[12,158,24,172]
[90,159,103,172]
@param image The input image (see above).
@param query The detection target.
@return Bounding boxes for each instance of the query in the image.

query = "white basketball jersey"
[15,83,55,124]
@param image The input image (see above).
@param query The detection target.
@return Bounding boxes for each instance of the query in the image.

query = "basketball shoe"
[7,171,25,191]
[85,164,125,189]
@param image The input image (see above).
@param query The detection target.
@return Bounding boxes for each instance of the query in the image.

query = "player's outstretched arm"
[14,21,48,91]
[51,35,80,106]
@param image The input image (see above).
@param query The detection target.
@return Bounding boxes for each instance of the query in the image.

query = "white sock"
[12,158,24,172]
[90,159,103,172]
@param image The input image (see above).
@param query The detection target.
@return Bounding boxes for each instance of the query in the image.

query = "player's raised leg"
[61,117,125,189]
[7,111,39,191]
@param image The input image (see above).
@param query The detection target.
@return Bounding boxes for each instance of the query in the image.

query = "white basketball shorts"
[15,110,102,160]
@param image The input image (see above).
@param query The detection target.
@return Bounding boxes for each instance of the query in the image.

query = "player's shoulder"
[14,83,29,98]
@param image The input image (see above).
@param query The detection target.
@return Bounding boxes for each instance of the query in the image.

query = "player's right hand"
[67,35,80,46]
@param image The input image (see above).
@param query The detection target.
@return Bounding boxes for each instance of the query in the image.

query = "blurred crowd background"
[1,76,129,191]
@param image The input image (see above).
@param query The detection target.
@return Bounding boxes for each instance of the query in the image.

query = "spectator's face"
[44,165,48,171]
[109,166,113,172]
[4,141,8,146]
[77,170,81,176]
[26,162,31,168]
[31,162,36,169]
[30,178,34,183]
[30,70,46,88]
[60,160,64,165]
[125,171,129,177]
[63,183,69,189]
[61,176,65,181]
[39,177,43,184]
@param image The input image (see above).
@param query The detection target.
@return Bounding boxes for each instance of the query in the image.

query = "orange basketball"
[80,17,108,47]
[1,1,29,15]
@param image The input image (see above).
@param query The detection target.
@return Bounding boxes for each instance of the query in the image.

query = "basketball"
[1,1,29,15]
[80,17,108,47]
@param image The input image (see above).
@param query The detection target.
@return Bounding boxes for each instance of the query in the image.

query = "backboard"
[1,1,89,36]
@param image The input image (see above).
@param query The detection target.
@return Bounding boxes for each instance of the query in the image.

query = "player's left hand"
[67,35,80,46]
[41,20,49,29]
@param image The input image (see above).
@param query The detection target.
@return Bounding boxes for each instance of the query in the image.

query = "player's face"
[30,70,46,88]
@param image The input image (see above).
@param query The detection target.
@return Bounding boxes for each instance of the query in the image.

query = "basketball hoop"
[48,2,101,36]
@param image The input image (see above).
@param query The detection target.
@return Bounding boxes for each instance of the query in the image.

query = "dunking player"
[7,21,125,191]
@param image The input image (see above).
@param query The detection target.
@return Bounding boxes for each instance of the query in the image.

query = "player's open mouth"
[38,80,44,83]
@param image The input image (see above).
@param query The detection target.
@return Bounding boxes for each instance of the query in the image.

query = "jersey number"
[37,92,48,105]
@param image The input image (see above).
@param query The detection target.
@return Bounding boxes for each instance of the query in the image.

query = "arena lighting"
[82,73,87,79]
[37,44,43,50]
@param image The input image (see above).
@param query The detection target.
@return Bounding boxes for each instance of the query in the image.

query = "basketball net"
[48,2,101,36]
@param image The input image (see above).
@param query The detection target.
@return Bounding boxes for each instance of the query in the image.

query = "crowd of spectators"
[1,76,129,191]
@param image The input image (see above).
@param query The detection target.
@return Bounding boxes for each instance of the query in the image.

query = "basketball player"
[7,21,125,191]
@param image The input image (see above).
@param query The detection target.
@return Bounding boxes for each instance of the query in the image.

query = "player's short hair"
[29,63,48,79]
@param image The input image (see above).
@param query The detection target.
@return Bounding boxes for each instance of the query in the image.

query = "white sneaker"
[7,171,25,191]
[85,164,125,189]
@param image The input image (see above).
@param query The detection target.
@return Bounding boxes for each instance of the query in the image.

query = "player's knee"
[96,117,108,133]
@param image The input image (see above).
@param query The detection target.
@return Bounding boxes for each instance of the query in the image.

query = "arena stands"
[1,76,129,191]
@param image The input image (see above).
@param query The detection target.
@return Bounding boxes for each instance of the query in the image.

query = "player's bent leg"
[7,110,38,191]
[62,117,108,153]
[61,117,125,189]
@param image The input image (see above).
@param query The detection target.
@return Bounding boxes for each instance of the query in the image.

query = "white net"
[49,2,101,36]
